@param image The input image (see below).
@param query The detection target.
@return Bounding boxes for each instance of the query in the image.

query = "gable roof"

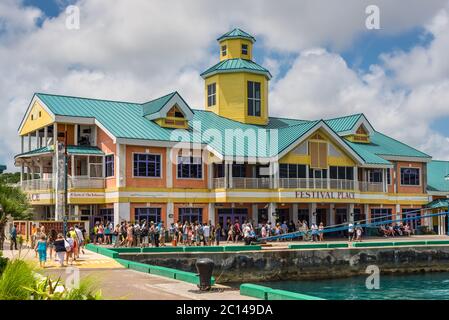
[217,28,256,43]
[200,58,272,79]
[427,160,449,193]
[141,91,194,121]
[141,92,177,117]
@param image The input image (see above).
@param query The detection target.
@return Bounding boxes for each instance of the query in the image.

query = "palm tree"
[0,181,30,250]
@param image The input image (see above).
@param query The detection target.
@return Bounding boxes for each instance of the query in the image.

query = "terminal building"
[14,28,449,234]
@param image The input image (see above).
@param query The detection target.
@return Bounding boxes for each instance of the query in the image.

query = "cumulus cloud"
[270,4,449,161]
[1,0,449,170]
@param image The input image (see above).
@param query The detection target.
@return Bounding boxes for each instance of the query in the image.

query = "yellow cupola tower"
[201,28,272,125]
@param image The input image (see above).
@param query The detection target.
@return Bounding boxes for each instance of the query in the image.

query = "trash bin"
[195,258,214,291]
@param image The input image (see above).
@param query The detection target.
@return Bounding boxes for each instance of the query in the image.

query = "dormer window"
[242,44,248,55]
[221,45,227,56]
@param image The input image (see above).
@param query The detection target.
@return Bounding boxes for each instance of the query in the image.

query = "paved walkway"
[1,243,252,300]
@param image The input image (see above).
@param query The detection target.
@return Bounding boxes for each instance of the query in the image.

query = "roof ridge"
[36,92,141,105]
[324,113,363,122]
[140,91,177,106]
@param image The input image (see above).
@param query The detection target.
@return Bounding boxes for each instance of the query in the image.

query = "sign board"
[296,191,356,200]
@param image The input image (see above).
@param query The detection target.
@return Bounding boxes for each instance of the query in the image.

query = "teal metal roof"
[325,114,363,133]
[349,132,430,159]
[15,146,54,158]
[67,145,104,155]
[200,58,272,79]
[141,92,176,117]
[217,28,256,43]
[426,198,449,209]
[427,160,449,192]
[33,92,431,164]
[15,145,103,158]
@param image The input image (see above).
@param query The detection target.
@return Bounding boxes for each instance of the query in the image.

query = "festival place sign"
[296,191,356,200]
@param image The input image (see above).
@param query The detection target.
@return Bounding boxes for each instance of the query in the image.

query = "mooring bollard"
[196,258,214,291]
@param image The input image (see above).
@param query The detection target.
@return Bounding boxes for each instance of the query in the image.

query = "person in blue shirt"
[9,224,17,250]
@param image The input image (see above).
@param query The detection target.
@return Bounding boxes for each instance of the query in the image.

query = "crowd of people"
[89,218,368,247]
[29,224,86,268]
[5,219,416,264]
[90,218,259,248]
[379,223,413,237]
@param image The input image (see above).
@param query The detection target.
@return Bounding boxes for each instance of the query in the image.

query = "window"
[400,168,420,186]
[89,156,103,178]
[371,208,392,223]
[177,156,203,179]
[221,45,227,56]
[232,164,246,178]
[133,154,161,177]
[215,163,224,178]
[309,141,328,168]
[105,155,114,177]
[279,164,306,178]
[135,208,161,224]
[330,167,354,180]
[207,83,216,107]
[368,169,383,183]
[247,81,261,116]
[387,168,391,185]
[179,208,203,223]
[242,44,248,55]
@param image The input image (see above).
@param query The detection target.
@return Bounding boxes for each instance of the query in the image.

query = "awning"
[15,145,104,159]
[426,199,449,210]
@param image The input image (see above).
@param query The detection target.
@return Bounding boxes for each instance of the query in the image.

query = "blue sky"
[1,0,449,169]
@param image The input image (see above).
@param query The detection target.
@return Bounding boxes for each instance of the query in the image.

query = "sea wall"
[120,246,449,283]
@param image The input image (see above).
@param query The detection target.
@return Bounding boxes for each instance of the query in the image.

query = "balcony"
[359,181,384,192]
[213,177,384,192]
[68,177,105,189]
[20,177,105,191]
[20,178,53,191]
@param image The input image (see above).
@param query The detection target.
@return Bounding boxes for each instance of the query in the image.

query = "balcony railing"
[359,181,384,192]
[20,179,53,191]
[232,177,272,189]
[69,177,105,189]
[20,177,105,191]
[214,177,383,192]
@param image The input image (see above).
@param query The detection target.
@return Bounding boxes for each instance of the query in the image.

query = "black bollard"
[195,258,214,291]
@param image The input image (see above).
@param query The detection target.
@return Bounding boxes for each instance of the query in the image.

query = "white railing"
[232,177,271,189]
[213,178,226,189]
[359,181,384,192]
[20,179,53,191]
[69,177,105,189]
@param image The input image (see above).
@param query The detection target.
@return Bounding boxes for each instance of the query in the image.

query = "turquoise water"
[266,272,449,300]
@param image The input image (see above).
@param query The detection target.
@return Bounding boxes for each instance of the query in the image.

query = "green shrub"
[0,252,8,276]
[0,259,36,300]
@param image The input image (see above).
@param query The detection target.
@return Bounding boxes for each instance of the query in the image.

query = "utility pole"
[63,129,68,237]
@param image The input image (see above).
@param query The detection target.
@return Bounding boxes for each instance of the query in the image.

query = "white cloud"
[270,3,449,160]
[1,0,449,170]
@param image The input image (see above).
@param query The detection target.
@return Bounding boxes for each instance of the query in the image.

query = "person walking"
[35,235,47,268]
[214,223,221,246]
[9,224,18,251]
[47,229,57,261]
[54,234,66,267]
